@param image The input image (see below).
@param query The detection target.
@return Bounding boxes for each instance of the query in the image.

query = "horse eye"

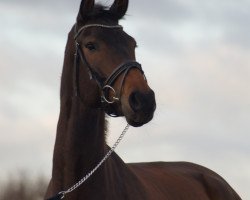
[85,42,96,51]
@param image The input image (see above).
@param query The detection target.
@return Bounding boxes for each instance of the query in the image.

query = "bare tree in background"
[0,173,47,200]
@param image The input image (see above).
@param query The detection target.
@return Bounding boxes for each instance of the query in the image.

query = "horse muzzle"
[124,89,156,127]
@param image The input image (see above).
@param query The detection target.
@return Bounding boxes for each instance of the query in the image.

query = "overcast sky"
[0,0,249,199]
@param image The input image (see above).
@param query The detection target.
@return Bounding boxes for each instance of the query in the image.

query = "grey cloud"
[0,0,79,12]
[127,0,250,52]
[128,0,193,22]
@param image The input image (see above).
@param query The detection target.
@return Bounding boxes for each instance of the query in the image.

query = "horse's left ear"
[77,0,95,22]
[110,0,129,19]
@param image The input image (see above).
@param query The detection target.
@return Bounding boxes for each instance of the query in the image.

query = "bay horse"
[45,0,242,199]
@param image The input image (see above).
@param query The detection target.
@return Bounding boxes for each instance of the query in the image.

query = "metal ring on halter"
[102,85,119,104]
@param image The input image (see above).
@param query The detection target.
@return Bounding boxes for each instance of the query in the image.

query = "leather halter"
[73,23,145,117]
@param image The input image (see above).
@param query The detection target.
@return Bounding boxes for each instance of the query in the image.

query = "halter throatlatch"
[73,23,145,117]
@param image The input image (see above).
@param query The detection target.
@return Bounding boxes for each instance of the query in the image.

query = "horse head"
[71,0,156,127]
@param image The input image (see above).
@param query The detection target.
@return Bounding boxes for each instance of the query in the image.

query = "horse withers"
[45,0,242,199]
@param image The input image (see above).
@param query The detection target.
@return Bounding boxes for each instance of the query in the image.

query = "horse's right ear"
[77,0,95,22]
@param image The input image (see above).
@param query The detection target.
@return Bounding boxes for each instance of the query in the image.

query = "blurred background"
[0,0,249,199]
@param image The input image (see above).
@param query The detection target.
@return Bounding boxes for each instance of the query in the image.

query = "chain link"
[60,124,130,198]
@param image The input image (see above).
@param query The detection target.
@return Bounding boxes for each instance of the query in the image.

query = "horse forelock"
[78,4,120,25]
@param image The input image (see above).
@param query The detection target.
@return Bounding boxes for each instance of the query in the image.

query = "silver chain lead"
[59,124,130,199]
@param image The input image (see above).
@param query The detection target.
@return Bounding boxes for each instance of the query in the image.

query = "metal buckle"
[102,85,119,104]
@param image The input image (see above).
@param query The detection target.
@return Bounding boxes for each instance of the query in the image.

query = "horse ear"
[110,0,129,19]
[77,0,95,22]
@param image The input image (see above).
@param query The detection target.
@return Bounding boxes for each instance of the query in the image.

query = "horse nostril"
[129,90,156,113]
[129,91,144,112]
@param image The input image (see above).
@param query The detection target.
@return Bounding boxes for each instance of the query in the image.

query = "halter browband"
[74,24,123,40]
[73,23,145,117]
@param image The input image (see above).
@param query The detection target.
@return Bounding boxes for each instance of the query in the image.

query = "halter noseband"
[73,23,145,117]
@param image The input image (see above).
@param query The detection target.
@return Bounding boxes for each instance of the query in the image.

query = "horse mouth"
[127,119,149,127]
[125,109,155,127]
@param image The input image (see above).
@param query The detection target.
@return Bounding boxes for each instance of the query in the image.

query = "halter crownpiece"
[73,23,145,117]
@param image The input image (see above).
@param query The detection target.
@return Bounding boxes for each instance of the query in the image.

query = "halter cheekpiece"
[73,23,145,117]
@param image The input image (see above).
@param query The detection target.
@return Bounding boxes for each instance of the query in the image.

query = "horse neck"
[51,28,107,193]
[53,97,106,183]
